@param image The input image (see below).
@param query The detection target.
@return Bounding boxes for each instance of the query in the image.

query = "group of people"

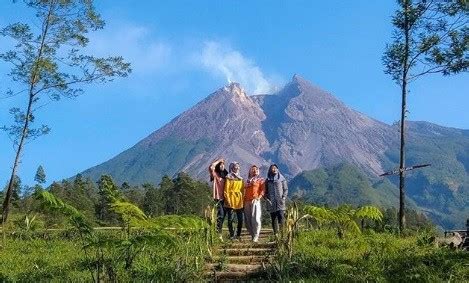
[208,158,288,242]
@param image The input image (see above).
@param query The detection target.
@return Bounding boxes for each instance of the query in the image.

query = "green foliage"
[385,122,469,229]
[80,137,214,185]
[381,0,468,231]
[3,175,22,208]
[142,183,161,217]
[34,165,46,185]
[383,0,468,83]
[290,159,468,229]
[44,177,98,225]
[0,230,207,282]
[34,190,92,234]
[110,200,147,237]
[0,0,131,224]
[290,163,401,208]
[303,204,383,238]
[0,238,89,281]
[111,201,146,223]
[269,229,469,281]
[355,206,384,222]
[35,190,80,217]
[120,182,145,210]
[161,173,211,216]
[26,189,206,281]
[148,215,207,230]
[96,175,121,223]
[303,205,336,225]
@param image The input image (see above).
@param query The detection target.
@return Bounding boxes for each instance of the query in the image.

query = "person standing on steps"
[244,165,265,243]
[265,164,288,237]
[209,158,228,241]
[224,162,244,240]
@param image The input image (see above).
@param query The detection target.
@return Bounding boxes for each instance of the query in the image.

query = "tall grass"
[0,223,209,281]
[269,229,469,281]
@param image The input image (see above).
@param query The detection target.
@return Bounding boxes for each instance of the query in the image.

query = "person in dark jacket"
[265,164,288,236]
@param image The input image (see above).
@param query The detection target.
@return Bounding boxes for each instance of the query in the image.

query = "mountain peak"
[290,74,323,91]
[223,82,246,96]
[291,73,306,84]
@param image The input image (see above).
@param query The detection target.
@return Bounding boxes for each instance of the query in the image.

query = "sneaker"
[253,236,259,243]
[218,234,224,242]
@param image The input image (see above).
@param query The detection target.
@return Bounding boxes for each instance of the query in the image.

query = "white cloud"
[197,41,277,95]
[87,23,171,74]
[5,20,282,96]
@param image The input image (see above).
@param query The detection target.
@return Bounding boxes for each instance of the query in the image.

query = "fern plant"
[35,190,92,234]
[110,200,147,239]
[304,204,383,238]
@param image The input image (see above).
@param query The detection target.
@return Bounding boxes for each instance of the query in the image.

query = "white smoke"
[87,23,171,74]
[199,41,276,95]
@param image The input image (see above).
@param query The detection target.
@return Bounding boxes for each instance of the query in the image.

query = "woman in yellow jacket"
[224,162,244,240]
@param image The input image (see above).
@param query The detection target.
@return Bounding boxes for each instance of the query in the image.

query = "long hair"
[211,161,228,181]
[267,164,279,179]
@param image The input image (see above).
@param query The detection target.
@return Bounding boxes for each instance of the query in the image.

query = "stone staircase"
[204,229,276,281]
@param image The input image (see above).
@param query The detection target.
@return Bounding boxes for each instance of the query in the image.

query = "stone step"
[222,241,276,249]
[241,233,274,239]
[203,270,262,280]
[210,255,270,264]
[220,235,273,243]
[219,248,275,256]
[240,233,273,239]
[205,263,264,273]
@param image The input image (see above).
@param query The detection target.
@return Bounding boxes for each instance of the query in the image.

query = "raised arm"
[209,158,224,179]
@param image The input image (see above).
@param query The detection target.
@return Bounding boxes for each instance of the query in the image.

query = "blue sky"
[1,1,468,186]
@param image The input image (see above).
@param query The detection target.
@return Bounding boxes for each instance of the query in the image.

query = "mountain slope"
[253,75,397,177]
[78,75,468,228]
[82,75,402,183]
[81,83,270,184]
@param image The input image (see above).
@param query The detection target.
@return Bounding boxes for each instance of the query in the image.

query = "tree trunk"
[2,95,34,224]
[1,2,53,225]
[398,0,410,233]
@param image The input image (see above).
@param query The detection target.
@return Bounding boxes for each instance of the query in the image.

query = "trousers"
[244,199,262,239]
[271,210,285,235]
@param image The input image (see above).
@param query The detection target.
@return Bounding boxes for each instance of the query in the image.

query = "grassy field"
[0,226,209,281]
[270,229,469,281]
[1,226,468,281]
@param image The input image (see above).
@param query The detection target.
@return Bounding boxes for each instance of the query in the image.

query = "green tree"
[34,165,46,185]
[5,176,22,209]
[382,0,468,231]
[142,183,162,217]
[158,175,175,214]
[120,182,145,208]
[96,175,121,223]
[60,175,98,221]
[1,0,131,224]
[162,173,211,215]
